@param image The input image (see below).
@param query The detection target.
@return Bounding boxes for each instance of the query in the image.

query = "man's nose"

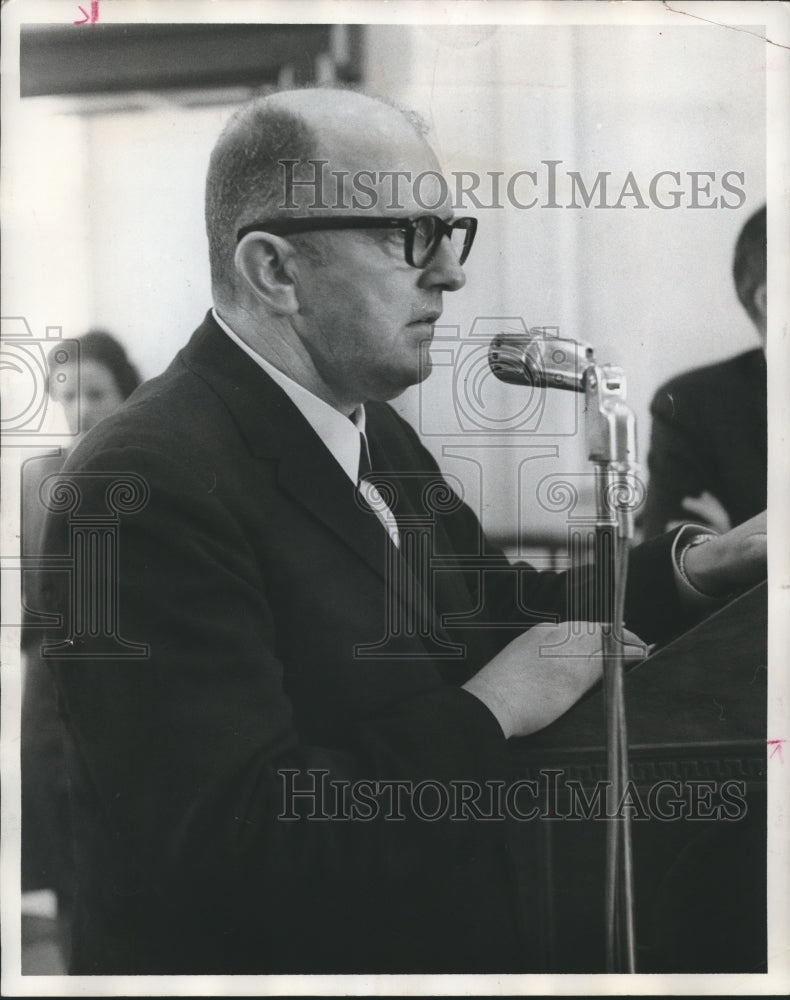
[419,236,466,292]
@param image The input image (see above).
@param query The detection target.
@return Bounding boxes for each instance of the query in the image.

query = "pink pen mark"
[74,1,99,25]
[767,739,786,763]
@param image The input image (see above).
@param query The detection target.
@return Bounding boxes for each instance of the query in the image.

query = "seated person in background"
[642,206,767,538]
[21,331,140,970]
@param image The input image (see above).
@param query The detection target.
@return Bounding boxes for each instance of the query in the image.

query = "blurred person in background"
[46,330,141,439]
[642,205,767,539]
[21,331,140,973]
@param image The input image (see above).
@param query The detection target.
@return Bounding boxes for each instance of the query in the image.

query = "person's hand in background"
[667,491,732,535]
[682,510,767,597]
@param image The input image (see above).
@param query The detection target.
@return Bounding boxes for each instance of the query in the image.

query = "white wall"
[3,100,93,344]
[82,102,235,379]
[3,96,236,384]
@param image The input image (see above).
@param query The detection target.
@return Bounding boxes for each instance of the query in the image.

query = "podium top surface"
[516,582,767,755]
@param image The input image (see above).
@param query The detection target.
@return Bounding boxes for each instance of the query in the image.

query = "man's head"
[732,205,766,343]
[205,88,470,412]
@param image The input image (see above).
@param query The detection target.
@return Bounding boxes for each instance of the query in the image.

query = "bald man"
[40,89,766,975]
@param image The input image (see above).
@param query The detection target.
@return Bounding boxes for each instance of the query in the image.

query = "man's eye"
[375,229,405,255]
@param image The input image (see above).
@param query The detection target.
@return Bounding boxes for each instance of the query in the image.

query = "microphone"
[488,331,596,393]
[489,330,635,467]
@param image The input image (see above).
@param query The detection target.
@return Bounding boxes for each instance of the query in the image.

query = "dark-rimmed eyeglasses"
[236,215,477,269]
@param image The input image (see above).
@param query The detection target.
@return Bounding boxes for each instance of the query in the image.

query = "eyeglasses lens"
[412,218,471,268]
[449,224,471,265]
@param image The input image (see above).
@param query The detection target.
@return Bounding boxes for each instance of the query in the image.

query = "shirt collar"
[212,308,366,484]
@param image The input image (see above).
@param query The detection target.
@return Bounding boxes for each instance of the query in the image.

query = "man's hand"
[682,510,767,598]
[462,624,648,739]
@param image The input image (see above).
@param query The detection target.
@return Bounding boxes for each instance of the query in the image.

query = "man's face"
[289,128,466,409]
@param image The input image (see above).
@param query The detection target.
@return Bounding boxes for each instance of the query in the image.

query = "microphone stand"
[583,362,637,974]
[489,332,639,971]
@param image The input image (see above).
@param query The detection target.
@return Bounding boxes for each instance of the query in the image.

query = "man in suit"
[643,206,767,538]
[40,89,766,975]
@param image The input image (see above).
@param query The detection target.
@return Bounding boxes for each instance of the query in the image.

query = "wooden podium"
[509,582,767,972]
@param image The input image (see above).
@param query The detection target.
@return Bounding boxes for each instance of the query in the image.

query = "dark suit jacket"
[40,312,684,975]
[643,348,766,539]
[21,450,75,898]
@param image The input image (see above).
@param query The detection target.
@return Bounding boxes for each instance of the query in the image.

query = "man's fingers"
[621,641,650,664]
[560,623,649,661]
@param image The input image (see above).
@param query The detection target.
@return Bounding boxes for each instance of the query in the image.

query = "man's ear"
[234,233,301,314]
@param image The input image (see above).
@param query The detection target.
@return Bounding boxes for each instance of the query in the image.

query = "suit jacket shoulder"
[643,348,766,537]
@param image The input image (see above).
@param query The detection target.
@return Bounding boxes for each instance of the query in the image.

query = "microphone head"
[488,331,595,393]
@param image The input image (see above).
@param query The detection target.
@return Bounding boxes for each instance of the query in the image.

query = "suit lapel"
[366,418,474,664]
[180,313,396,584]
[276,414,395,583]
[181,313,478,663]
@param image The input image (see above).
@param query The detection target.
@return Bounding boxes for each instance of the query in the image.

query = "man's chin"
[372,358,433,403]
[400,353,433,395]
[414,353,433,384]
